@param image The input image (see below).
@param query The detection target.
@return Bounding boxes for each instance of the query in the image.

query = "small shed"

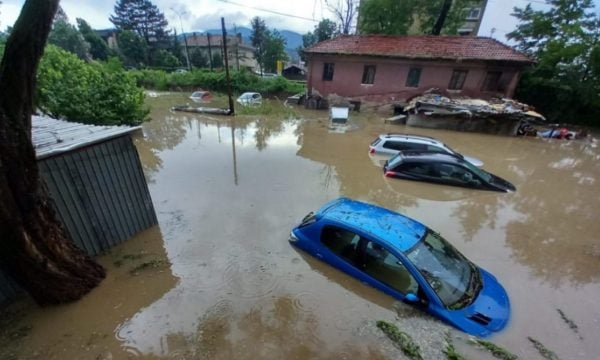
[282,65,306,81]
[1,116,157,303]
[33,116,157,255]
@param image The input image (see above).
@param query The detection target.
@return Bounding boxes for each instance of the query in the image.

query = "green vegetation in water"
[444,334,467,360]
[376,320,423,360]
[113,253,146,267]
[556,308,581,338]
[528,337,561,360]
[129,259,168,275]
[470,338,518,360]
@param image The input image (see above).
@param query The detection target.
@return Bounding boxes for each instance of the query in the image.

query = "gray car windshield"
[461,160,492,183]
[405,230,481,309]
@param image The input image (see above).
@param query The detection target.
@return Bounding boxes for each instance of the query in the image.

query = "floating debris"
[528,337,561,360]
[376,320,423,360]
[404,91,545,122]
[171,104,232,115]
[556,308,582,339]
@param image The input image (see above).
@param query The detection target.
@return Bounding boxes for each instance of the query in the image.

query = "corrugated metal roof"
[32,115,141,160]
[305,35,533,64]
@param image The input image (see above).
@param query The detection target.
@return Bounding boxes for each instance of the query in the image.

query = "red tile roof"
[305,35,533,64]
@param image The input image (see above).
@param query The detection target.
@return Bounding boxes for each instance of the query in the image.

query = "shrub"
[130,68,305,96]
[37,45,149,125]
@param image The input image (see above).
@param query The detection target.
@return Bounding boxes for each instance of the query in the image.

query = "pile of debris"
[404,91,545,121]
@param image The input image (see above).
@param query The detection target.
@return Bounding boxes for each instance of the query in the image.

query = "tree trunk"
[432,0,453,35]
[0,0,105,305]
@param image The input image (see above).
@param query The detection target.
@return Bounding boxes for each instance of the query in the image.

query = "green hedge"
[37,46,148,125]
[130,68,305,95]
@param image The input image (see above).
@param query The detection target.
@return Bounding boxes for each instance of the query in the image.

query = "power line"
[216,0,319,22]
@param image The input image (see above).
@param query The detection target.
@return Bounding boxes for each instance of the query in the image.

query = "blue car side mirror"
[405,293,419,303]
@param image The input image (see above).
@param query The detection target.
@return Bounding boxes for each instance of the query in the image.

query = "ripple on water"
[224,256,282,299]
[292,292,320,313]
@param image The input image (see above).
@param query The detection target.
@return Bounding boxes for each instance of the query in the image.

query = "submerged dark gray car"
[383,152,516,192]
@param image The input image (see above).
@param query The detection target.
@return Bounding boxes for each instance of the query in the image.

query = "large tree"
[110,0,170,48]
[358,0,478,36]
[250,16,268,74]
[507,0,599,125]
[48,10,90,60]
[0,0,105,305]
[77,18,111,60]
[263,30,288,73]
[298,19,337,62]
[326,0,359,35]
[359,0,416,35]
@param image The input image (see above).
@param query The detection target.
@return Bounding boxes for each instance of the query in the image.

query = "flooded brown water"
[1,92,599,359]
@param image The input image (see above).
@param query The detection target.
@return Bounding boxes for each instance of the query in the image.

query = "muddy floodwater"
[1,93,599,359]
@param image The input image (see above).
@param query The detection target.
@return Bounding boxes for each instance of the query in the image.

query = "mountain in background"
[188,27,303,62]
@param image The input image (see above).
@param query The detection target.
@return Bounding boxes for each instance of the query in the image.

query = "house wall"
[0,135,157,304]
[307,54,523,101]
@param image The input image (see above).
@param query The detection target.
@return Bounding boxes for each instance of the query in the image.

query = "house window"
[362,65,376,84]
[323,62,335,81]
[482,71,502,91]
[465,7,481,20]
[448,69,468,90]
[405,67,422,87]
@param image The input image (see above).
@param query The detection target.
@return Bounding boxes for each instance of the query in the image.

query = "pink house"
[304,35,533,101]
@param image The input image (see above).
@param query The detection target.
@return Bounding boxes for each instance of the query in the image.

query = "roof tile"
[305,35,533,63]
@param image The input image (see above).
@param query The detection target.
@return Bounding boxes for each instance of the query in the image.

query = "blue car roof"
[316,198,426,252]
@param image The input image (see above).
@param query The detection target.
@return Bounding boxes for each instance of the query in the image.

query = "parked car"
[189,91,212,103]
[237,92,262,106]
[290,198,510,337]
[369,133,483,167]
[383,152,516,192]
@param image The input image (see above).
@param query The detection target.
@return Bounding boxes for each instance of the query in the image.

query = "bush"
[130,68,305,96]
[37,45,149,125]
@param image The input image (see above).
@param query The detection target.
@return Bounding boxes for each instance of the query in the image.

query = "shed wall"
[0,135,157,303]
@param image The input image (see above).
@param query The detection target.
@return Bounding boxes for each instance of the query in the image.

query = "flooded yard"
[1,93,599,359]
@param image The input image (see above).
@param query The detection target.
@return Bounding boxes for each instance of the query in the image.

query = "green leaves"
[37,45,149,126]
[509,0,600,125]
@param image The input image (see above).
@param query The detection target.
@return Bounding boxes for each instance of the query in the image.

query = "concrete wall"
[307,54,523,101]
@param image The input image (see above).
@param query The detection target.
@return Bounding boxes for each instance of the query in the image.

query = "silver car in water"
[369,133,484,167]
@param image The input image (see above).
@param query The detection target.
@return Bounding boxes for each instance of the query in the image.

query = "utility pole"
[171,7,191,71]
[207,33,213,71]
[222,17,235,115]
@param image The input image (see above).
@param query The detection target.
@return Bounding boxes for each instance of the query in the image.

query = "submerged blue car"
[290,198,510,337]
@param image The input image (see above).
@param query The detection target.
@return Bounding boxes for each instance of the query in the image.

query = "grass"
[444,334,467,360]
[470,338,518,360]
[528,337,561,360]
[113,253,145,267]
[376,320,423,360]
[129,259,168,275]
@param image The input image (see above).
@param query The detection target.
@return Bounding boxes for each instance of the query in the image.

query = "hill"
[197,27,303,61]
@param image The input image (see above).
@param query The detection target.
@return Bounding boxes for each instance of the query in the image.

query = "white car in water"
[237,92,262,106]
[369,133,484,167]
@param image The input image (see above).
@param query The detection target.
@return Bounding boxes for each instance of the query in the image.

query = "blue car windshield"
[405,230,481,309]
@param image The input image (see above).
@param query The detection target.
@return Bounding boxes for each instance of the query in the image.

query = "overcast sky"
[1,0,598,43]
